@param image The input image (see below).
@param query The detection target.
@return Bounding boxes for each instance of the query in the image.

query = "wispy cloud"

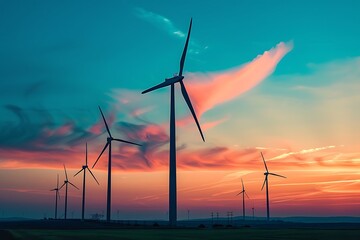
[186,42,293,118]
[269,145,337,160]
[134,7,186,39]
[134,7,206,54]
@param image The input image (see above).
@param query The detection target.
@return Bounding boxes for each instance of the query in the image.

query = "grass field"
[5,228,360,240]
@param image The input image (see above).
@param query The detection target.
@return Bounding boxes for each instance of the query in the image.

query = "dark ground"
[1,219,360,240]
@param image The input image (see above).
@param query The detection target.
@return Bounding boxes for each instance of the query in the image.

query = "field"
[1,220,360,240]
[2,228,360,240]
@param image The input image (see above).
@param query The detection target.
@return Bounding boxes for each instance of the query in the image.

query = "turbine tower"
[236,178,250,220]
[74,142,100,221]
[92,106,141,222]
[59,164,79,220]
[261,152,286,221]
[50,174,60,219]
[141,18,205,226]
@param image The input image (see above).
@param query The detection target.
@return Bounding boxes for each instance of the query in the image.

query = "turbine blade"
[261,176,267,191]
[57,174,59,188]
[142,81,172,94]
[68,181,79,190]
[98,106,112,138]
[245,192,250,199]
[236,190,244,196]
[59,182,66,190]
[87,167,100,185]
[74,168,84,177]
[86,142,88,166]
[179,80,205,142]
[58,191,61,200]
[50,188,56,191]
[92,142,109,168]
[241,178,244,190]
[63,164,68,181]
[179,18,192,76]
[261,152,269,172]
[113,138,142,146]
[269,172,287,178]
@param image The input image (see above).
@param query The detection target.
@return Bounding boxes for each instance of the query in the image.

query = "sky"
[0,0,359,220]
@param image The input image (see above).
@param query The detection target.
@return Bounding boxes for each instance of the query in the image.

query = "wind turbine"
[92,106,141,222]
[74,142,99,221]
[50,174,60,219]
[141,18,205,226]
[236,178,250,220]
[59,164,79,220]
[252,204,255,220]
[260,152,286,221]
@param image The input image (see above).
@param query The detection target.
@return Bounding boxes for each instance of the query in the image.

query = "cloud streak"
[186,42,293,118]
[134,7,206,54]
[269,145,337,161]
[134,7,186,39]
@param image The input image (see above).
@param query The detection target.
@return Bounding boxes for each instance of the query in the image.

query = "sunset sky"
[0,0,359,220]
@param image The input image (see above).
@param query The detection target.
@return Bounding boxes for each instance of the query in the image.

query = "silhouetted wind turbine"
[261,152,286,221]
[236,178,250,220]
[252,203,255,220]
[59,164,79,220]
[92,106,141,222]
[50,174,60,219]
[74,143,99,221]
[141,18,204,226]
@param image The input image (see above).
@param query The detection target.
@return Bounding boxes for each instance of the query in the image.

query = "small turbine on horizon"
[74,142,99,221]
[92,106,141,222]
[50,174,60,219]
[261,152,286,221]
[141,18,205,226]
[236,178,250,221]
[59,164,79,220]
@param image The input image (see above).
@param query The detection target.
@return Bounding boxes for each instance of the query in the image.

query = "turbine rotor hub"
[165,75,184,83]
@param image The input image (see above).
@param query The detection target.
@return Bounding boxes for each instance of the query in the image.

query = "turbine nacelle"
[165,75,184,83]
[260,152,286,192]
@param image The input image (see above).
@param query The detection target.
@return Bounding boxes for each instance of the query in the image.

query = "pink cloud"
[186,42,293,118]
[130,107,154,118]
[88,108,116,135]
[42,122,75,137]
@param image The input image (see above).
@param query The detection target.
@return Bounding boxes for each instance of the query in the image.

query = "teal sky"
[1,0,359,137]
[0,0,359,219]
[1,0,359,94]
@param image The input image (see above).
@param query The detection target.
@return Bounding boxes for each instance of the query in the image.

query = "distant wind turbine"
[92,106,141,222]
[261,152,286,221]
[236,178,250,220]
[50,174,60,219]
[141,18,205,226]
[59,164,79,220]
[74,143,99,221]
[252,204,255,220]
